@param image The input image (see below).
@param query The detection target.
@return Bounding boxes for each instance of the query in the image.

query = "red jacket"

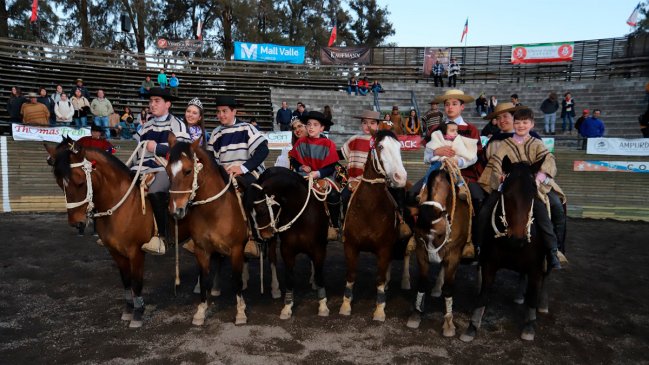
[76,137,116,154]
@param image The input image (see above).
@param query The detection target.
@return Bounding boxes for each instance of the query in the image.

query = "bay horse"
[166,137,249,326]
[406,161,472,337]
[244,166,330,319]
[339,130,408,321]
[461,156,552,342]
[44,137,189,328]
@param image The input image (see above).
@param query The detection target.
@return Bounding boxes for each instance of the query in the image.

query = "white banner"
[264,131,292,150]
[481,136,554,152]
[12,123,91,142]
[587,138,649,156]
[511,42,574,64]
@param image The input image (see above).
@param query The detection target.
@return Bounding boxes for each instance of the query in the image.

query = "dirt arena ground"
[1,213,648,364]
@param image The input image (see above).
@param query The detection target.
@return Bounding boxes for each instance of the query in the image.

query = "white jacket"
[55,100,75,122]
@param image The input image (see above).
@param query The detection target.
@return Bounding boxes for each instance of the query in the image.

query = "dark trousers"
[279,123,290,131]
[448,75,457,87]
[433,75,444,87]
[328,190,341,228]
[547,190,566,252]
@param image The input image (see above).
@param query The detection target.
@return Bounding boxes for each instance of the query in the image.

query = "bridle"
[492,192,535,243]
[168,153,233,207]
[360,145,389,185]
[418,200,452,264]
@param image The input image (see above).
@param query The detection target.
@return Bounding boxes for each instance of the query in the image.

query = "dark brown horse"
[461,156,551,342]
[244,166,331,319]
[45,137,189,328]
[339,130,408,321]
[406,162,473,337]
[166,137,249,326]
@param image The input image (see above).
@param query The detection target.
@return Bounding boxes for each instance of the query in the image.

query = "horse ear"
[530,155,546,174]
[191,137,201,150]
[502,155,512,174]
[168,132,177,148]
[44,143,56,160]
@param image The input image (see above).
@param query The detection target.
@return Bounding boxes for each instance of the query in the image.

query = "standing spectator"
[391,105,404,135]
[488,95,498,114]
[575,109,589,134]
[323,105,333,132]
[561,92,576,134]
[54,93,74,124]
[475,93,488,117]
[540,92,560,135]
[639,108,649,138]
[90,89,114,137]
[37,87,55,126]
[432,60,444,87]
[448,58,461,87]
[347,76,358,96]
[511,93,522,106]
[421,100,444,137]
[404,109,421,136]
[117,107,136,140]
[50,84,64,104]
[357,77,370,96]
[184,98,207,144]
[292,102,306,119]
[70,78,90,100]
[71,89,91,128]
[109,111,121,138]
[580,109,605,149]
[371,80,384,94]
[21,92,50,125]
[6,87,26,123]
[275,101,292,131]
[139,76,155,98]
[157,69,168,89]
[169,73,180,97]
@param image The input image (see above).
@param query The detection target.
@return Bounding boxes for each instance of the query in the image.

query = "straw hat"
[483,102,525,120]
[353,110,382,121]
[433,89,475,104]
[26,92,39,98]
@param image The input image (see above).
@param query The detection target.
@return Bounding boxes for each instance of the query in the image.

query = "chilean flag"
[626,3,641,26]
[327,19,337,47]
[460,18,468,43]
[30,0,38,23]
[196,20,203,40]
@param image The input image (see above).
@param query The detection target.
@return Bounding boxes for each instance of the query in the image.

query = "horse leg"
[339,246,359,316]
[312,248,329,317]
[441,259,461,338]
[401,251,411,290]
[514,274,527,304]
[269,238,281,299]
[210,255,222,297]
[460,262,497,342]
[431,265,445,298]
[242,259,249,291]
[407,244,430,329]
[521,271,543,341]
[192,249,212,326]
[373,249,390,322]
[128,251,145,328]
[231,248,247,325]
[538,275,550,314]
[309,260,317,290]
[384,262,392,292]
[279,250,296,320]
[109,251,133,321]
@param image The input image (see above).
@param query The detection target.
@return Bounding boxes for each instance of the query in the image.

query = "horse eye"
[183,169,191,176]
[377,144,384,150]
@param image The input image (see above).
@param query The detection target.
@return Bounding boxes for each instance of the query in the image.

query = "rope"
[442,159,474,241]
[174,218,180,290]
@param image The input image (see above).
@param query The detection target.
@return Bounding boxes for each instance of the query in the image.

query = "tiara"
[188,98,203,111]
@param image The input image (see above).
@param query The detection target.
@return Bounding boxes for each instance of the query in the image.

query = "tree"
[0,0,8,38]
[348,0,394,47]
[5,0,60,43]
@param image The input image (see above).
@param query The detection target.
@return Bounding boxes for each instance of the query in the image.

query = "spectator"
[169,72,179,97]
[276,101,293,131]
[290,117,306,146]
[475,93,488,117]
[292,102,306,119]
[117,107,136,140]
[249,117,258,127]
[421,100,444,137]
[488,95,498,114]
[139,76,155,98]
[36,87,55,126]
[448,58,461,87]
[51,84,64,105]
[21,92,50,125]
[54,93,74,124]
[109,111,121,139]
[404,109,421,136]
[371,80,384,94]
[6,87,26,123]
[70,78,90,100]
[639,108,649,138]
[574,109,589,136]
[138,107,150,125]
[157,69,168,89]
[580,109,605,149]
[432,60,444,87]
[323,105,333,132]
[391,105,404,135]
[540,92,560,135]
[481,117,500,138]
[185,98,206,144]
[510,93,522,106]
[90,89,114,137]
[561,92,576,135]
[347,76,358,96]
[358,77,370,96]
[71,88,91,128]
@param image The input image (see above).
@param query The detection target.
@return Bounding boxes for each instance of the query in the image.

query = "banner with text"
[156,38,203,52]
[398,135,423,151]
[423,47,450,76]
[511,42,574,64]
[234,42,305,64]
[264,131,293,150]
[12,123,91,142]
[587,138,649,156]
[481,136,555,153]
[573,161,649,173]
[320,46,371,65]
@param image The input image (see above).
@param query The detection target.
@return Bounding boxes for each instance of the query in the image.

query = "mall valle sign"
[234,42,305,64]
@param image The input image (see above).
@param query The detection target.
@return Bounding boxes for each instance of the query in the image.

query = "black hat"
[214,95,243,108]
[90,124,103,133]
[148,87,177,101]
[299,111,333,127]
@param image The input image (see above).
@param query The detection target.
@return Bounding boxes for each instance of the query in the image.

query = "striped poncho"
[207,119,268,174]
[133,113,190,173]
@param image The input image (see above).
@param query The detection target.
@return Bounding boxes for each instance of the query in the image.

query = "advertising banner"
[234,42,305,64]
[156,38,203,52]
[264,131,293,150]
[12,123,91,142]
[481,136,555,153]
[423,48,450,76]
[398,135,423,151]
[320,46,371,65]
[587,138,649,156]
[510,42,574,64]
[573,160,649,173]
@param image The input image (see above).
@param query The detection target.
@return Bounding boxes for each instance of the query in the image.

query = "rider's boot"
[456,181,469,201]
[327,193,341,241]
[244,236,260,258]
[142,192,168,255]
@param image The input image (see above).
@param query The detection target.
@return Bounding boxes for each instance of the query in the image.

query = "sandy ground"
[1,213,648,365]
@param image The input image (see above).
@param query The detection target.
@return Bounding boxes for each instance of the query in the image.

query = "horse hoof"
[271,289,282,299]
[406,313,421,329]
[235,315,247,325]
[514,297,525,305]
[431,290,442,298]
[242,282,248,291]
[521,330,535,341]
[401,279,411,291]
[443,327,456,338]
[538,307,549,314]
[210,289,221,297]
[318,303,330,317]
[373,313,386,322]
[128,320,142,328]
[280,306,292,320]
[339,303,351,316]
[121,312,133,321]
[460,325,477,343]
[459,333,474,343]
[192,317,205,326]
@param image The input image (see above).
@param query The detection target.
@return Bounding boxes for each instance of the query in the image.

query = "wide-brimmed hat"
[429,100,439,105]
[75,78,83,83]
[214,95,243,108]
[483,102,525,120]
[392,105,399,110]
[148,87,178,101]
[90,124,104,133]
[353,110,382,121]
[433,89,475,104]
[26,92,38,98]
[299,111,333,127]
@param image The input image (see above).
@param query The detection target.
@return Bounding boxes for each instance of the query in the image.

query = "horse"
[244,167,331,319]
[405,161,473,337]
[166,137,251,326]
[44,137,189,328]
[339,130,408,321]
[460,156,552,342]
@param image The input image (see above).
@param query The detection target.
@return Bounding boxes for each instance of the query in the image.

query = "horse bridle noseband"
[168,153,233,207]
[418,200,452,264]
[491,193,535,243]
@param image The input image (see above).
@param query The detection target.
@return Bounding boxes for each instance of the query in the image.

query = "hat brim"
[148,91,178,101]
[433,93,475,104]
[483,105,526,121]
[352,114,382,121]
[298,114,333,127]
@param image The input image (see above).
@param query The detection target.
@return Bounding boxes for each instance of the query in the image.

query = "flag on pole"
[196,20,203,40]
[30,0,38,23]
[626,3,641,26]
[328,19,337,47]
[460,18,468,43]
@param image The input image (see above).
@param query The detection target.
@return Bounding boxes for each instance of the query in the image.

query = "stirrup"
[557,250,569,265]
[461,242,475,259]
[398,221,412,240]
[142,236,166,255]
[182,239,196,254]
[244,239,259,258]
[327,227,339,241]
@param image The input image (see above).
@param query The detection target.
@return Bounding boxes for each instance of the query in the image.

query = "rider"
[76,124,116,154]
[207,95,269,256]
[134,87,190,255]
[477,107,563,270]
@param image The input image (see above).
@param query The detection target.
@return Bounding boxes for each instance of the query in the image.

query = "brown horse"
[44,137,188,328]
[405,163,473,337]
[339,130,408,321]
[166,137,249,326]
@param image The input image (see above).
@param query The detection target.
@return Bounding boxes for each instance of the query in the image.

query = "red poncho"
[289,136,339,171]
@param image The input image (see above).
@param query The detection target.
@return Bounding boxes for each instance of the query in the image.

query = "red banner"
[398,135,423,151]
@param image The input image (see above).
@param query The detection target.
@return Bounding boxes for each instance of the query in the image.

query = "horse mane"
[417,168,450,230]
[257,166,308,188]
[53,148,73,181]
[375,129,398,143]
[502,162,537,198]
[424,168,450,201]
[53,141,130,181]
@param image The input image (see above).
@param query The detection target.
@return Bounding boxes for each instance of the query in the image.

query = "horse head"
[166,134,202,219]
[499,155,545,241]
[371,129,407,188]
[415,169,453,262]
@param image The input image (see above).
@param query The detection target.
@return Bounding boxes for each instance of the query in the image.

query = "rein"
[168,154,233,206]
[491,193,535,242]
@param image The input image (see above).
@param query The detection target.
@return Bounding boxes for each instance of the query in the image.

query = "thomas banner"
[234,42,305,64]
[511,42,574,64]
[12,123,91,142]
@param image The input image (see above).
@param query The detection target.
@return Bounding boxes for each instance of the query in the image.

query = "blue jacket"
[169,77,179,87]
[580,117,605,137]
[276,107,293,125]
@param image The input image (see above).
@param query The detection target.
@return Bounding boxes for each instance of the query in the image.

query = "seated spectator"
[580,109,605,150]
[109,111,121,139]
[475,93,488,117]
[357,77,370,96]
[371,80,384,94]
[139,76,155,98]
[138,107,150,125]
[50,85,64,126]
[481,117,500,138]
[347,76,358,96]
[169,73,180,97]
[21,92,50,126]
[421,101,444,138]
[488,95,498,114]
[7,86,26,123]
[117,107,136,140]
[511,93,522,106]
[70,79,90,100]
[404,109,421,136]
[54,93,74,124]
[249,117,258,128]
[391,105,404,135]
